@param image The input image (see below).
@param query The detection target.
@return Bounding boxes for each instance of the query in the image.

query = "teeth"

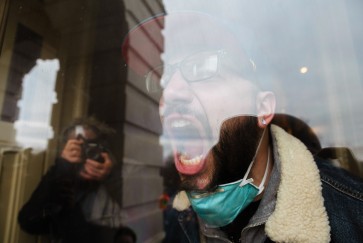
[171,120,190,128]
[180,154,203,165]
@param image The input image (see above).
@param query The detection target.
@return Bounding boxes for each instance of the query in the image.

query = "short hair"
[272,113,321,155]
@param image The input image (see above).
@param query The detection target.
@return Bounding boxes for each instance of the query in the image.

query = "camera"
[82,141,105,163]
[75,125,106,163]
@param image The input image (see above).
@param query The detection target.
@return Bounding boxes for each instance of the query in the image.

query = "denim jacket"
[317,157,363,242]
[176,125,363,243]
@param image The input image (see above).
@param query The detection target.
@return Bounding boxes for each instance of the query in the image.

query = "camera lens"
[84,143,105,163]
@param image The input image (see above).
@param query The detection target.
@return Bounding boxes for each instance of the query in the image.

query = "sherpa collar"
[173,125,331,243]
[265,125,330,242]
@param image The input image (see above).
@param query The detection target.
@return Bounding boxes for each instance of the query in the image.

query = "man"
[18,117,122,243]
[122,11,363,243]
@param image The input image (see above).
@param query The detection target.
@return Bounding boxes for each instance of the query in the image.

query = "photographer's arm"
[18,165,59,234]
[18,140,83,235]
[18,158,81,234]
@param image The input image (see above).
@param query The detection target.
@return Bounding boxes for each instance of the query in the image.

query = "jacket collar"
[173,125,331,243]
[264,125,330,242]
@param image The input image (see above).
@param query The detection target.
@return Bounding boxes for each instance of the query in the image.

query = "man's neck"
[249,129,273,201]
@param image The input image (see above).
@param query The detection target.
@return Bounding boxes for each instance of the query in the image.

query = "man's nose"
[162,71,194,104]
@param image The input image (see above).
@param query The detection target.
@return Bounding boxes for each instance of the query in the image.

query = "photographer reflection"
[18,117,122,243]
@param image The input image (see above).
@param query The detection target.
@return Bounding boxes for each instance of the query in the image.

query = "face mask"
[187,129,270,228]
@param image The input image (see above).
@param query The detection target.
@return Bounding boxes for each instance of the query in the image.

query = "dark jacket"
[18,158,121,243]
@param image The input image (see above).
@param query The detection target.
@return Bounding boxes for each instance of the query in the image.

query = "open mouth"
[164,114,211,175]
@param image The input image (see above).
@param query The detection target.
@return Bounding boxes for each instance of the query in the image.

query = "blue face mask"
[187,132,270,228]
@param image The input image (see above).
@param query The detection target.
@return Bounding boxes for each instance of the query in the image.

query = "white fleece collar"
[173,125,330,243]
[265,125,330,242]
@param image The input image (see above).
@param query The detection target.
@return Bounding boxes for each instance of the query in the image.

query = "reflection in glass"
[14,59,59,150]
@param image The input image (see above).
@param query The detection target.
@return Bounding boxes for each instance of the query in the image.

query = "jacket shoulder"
[315,156,363,200]
[315,156,363,242]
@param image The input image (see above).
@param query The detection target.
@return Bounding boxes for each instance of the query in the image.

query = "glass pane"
[0,1,362,243]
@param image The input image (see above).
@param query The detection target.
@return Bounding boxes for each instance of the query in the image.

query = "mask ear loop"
[256,147,270,195]
[240,128,266,186]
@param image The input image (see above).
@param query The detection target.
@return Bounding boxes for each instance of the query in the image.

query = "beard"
[179,116,264,191]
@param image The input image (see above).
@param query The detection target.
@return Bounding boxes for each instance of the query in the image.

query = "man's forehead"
[161,48,219,65]
[163,15,248,61]
[122,12,250,77]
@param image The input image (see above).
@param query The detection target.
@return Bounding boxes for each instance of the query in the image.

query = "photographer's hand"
[80,152,113,181]
[61,139,83,163]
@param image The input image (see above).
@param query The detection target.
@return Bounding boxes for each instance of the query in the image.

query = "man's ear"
[256,91,276,128]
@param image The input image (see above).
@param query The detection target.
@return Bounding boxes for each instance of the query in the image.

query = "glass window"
[0,1,362,243]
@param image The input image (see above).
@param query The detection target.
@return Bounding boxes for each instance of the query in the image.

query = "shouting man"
[123,10,363,243]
